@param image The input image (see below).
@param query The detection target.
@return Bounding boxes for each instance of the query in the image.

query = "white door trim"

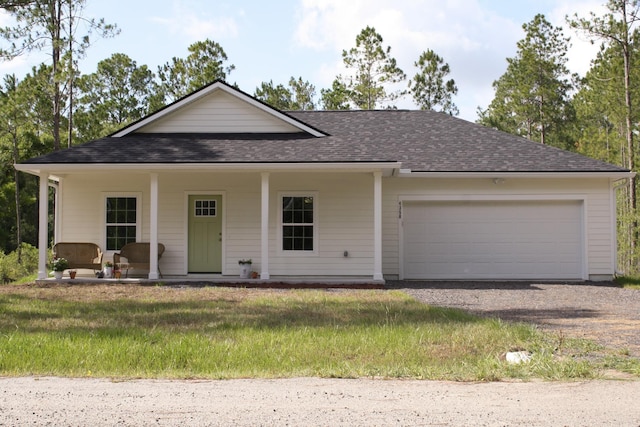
[183,191,227,276]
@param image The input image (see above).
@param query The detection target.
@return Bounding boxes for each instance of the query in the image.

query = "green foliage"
[0,0,119,150]
[479,14,575,149]
[614,275,640,288]
[568,1,640,273]
[157,39,235,102]
[288,77,316,110]
[320,78,351,110]
[339,26,406,109]
[254,77,316,110]
[0,71,48,252]
[254,80,293,110]
[51,257,68,271]
[409,49,459,115]
[572,45,632,165]
[0,243,38,284]
[75,53,160,141]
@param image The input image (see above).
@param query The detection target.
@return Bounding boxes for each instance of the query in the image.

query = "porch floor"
[35,275,386,289]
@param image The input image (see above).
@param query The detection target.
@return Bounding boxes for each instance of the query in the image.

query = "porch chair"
[113,242,165,278]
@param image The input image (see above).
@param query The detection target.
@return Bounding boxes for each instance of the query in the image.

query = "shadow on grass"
[0,291,483,335]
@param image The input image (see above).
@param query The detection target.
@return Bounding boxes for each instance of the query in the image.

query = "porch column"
[260,172,270,279]
[37,172,49,279]
[52,178,61,244]
[148,173,159,280]
[373,171,383,281]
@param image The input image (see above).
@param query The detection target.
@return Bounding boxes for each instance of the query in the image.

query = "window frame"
[103,192,142,252]
[278,192,319,256]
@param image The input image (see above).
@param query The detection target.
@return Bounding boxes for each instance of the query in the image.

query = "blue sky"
[0,0,606,121]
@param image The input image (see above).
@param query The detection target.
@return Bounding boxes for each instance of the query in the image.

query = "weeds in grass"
[0,284,630,381]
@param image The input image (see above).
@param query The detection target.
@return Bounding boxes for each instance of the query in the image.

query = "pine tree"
[409,49,459,115]
[479,14,575,149]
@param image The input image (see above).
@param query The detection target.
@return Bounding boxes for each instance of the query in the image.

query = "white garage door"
[402,200,583,280]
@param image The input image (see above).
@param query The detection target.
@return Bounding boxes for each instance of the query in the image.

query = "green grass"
[615,275,640,289]
[0,284,635,381]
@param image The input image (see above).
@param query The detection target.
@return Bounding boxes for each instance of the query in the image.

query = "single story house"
[17,80,633,282]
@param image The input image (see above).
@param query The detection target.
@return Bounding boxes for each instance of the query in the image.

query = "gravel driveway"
[389,281,640,356]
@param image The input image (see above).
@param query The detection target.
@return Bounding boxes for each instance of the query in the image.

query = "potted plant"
[238,259,252,279]
[103,261,114,278]
[51,258,68,279]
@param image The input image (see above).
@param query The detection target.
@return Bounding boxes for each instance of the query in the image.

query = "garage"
[402,200,584,280]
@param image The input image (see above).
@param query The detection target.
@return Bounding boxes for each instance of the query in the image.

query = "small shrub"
[0,243,39,284]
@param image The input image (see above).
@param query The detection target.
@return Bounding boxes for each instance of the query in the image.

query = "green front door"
[188,195,222,273]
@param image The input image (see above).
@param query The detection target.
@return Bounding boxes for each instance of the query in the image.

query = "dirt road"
[1,376,639,426]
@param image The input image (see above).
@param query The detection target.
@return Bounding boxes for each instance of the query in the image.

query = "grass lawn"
[615,275,640,289]
[0,283,635,381]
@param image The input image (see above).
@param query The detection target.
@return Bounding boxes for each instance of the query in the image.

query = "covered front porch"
[24,163,400,283]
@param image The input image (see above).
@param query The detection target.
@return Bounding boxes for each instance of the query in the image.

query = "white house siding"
[58,173,152,262]
[137,91,300,134]
[58,171,375,277]
[381,177,616,280]
[57,172,614,280]
[267,173,374,276]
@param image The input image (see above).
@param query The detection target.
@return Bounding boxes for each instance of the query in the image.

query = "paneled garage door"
[402,200,583,280]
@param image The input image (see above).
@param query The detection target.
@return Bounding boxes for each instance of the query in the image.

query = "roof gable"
[112,81,326,137]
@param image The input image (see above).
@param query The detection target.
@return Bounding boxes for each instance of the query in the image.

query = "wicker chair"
[113,242,165,278]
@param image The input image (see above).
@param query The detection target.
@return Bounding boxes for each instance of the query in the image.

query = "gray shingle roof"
[22,109,628,173]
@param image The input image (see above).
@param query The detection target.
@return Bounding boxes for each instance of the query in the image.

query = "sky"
[0,0,609,122]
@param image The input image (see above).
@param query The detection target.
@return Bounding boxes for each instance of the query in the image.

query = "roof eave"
[397,170,635,179]
[15,161,403,178]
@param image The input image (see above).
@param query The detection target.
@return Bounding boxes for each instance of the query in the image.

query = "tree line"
[1,0,640,275]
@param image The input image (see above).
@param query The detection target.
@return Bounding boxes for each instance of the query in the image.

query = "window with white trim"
[105,196,139,251]
[281,194,316,252]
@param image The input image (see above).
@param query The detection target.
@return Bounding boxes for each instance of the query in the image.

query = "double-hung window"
[105,195,140,251]
[280,193,317,253]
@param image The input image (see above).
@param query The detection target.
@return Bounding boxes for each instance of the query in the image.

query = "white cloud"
[547,0,608,77]
[293,0,523,119]
[292,0,619,120]
[150,1,239,42]
[0,55,31,75]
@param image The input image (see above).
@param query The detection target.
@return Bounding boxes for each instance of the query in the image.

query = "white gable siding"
[382,177,615,280]
[137,90,301,133]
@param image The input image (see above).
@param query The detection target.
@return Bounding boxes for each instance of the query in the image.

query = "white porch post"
[260,172,270,279]
[373,171,383,281]
[37,172,49,279]
[149,173,159,280]
[53,178,61,245]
